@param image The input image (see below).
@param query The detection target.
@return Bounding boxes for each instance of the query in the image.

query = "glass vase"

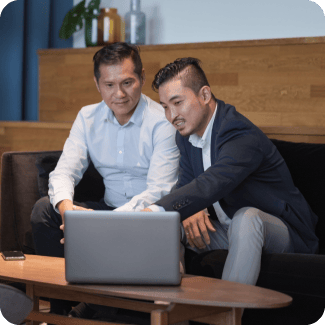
[97,8,122,46]
[125,0,146,45]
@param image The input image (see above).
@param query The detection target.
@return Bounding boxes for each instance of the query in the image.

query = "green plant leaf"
[59,0,86,40]
[88,0,100,12]
[85,0,101,18]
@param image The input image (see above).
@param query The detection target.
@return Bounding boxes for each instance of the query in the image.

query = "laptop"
[64,211,181,285]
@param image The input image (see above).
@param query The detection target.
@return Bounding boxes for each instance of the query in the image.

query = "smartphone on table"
[1,251,26,261]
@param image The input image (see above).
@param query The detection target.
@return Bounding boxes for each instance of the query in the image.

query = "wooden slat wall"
[0,122,71,158]
[38,36,325,126]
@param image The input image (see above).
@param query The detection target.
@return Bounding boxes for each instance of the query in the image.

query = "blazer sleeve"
[155,124,264,221]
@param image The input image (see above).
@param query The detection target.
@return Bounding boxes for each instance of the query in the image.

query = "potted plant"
[59,0,100,47]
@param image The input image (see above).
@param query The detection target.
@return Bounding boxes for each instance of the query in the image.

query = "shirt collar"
[189,103,218,149]
[105,94,146,127]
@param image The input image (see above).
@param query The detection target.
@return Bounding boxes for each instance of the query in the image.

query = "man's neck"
[113,98,141,126]
[196,100,217,138]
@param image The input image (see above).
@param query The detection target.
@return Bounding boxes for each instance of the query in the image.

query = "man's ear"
[94,76,100,92]
[200,86,212,104]
[140,68,146,86]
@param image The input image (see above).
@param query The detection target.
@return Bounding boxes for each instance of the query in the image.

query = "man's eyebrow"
[160,95,182,105]
[103,77,134,83]
[169,95,181,102]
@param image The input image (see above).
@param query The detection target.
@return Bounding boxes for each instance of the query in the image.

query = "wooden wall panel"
[0,122,71,153]
[38,37,325,126]
[39,51,101,122]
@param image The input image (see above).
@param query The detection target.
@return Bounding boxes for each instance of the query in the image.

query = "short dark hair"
[93,42,143,81]
[152,57,212,96]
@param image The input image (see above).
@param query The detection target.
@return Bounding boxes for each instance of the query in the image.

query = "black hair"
[152,57,212,96]
[93,42,143,81]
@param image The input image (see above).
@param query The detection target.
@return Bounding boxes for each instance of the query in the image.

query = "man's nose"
[115,86,126,98]
[169,108,178,121]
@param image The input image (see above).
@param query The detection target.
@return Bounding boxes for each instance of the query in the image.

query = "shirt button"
[119,151,122,154]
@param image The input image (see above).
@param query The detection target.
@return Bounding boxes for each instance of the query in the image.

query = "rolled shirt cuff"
[149,204,165,212]
[51,193,73,214]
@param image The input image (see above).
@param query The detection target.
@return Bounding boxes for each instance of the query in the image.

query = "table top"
[0,254,292,309]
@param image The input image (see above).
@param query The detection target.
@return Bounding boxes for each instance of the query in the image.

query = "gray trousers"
[181,207,294,286]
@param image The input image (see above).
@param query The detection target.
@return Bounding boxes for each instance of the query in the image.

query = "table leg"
[151,309,169,325]
[25,283,40,325]
[225,308,242,325]
[191,306,242,325]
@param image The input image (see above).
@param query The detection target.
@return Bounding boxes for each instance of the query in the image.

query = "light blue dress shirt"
[49,94,180,212]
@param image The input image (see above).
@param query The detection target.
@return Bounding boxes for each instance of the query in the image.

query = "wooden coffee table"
[0,255,292,325]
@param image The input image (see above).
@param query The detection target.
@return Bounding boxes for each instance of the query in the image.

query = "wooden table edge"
[24,281,244,325]
[0,255,292,325]
[0,273,292,310]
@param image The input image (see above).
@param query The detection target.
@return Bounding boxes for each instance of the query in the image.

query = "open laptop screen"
[64,211,181,285]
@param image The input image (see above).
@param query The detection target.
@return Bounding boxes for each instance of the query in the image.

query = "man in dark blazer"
[145,57,318,286]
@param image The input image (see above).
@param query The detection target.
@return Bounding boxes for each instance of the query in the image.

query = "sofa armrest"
[1,152,18,251]
[0,151,61,253]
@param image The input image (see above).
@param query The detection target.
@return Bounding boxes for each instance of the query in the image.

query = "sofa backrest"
[1,151,62,252]
[1,140,324,254]
[0,151,104,253]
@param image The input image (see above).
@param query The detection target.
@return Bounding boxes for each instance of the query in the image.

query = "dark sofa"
[1,139,325,325]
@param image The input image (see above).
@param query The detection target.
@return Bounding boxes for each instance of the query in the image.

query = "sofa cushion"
[271,139,325,254]
[35,153,105,203]
[190,250,325,297]
[35,153,62,198]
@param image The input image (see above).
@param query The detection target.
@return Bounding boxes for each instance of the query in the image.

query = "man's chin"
[112,103,134,113]
[178,128,192,137]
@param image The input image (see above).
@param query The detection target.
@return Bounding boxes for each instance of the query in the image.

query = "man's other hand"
[183,209,216,249]
[57,201,93,244]
[142,208,153,212]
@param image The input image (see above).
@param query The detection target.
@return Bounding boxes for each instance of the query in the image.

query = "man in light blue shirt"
[49,84,178,216]
[30,42,179,317]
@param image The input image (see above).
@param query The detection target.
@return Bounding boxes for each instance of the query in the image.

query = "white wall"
[73,0,325,48]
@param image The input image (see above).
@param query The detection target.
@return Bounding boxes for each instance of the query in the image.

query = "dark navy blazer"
[156,99,319,254]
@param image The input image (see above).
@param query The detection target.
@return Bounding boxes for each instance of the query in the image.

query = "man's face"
[159,77,210,137]
[94,58,145,125]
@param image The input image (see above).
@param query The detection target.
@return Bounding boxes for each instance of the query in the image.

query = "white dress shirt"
[49,94,180,212]
[188,104,231,225]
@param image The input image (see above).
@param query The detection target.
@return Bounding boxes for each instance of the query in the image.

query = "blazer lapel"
[210,99,225,163]
[192,145,204,176]
[189,99,226,176]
